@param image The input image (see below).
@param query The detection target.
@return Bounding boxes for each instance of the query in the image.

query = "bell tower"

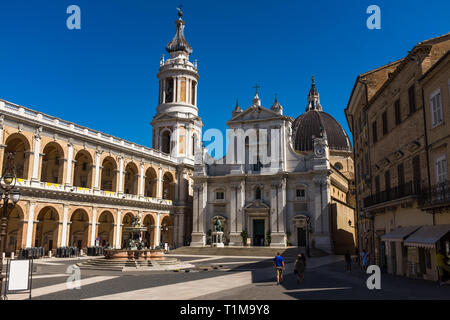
[152,8,203,164]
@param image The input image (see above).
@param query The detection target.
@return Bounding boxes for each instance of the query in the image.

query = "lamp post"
[160,224,169,246]
[0,152,21,299]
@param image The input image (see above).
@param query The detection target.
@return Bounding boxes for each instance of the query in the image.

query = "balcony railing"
[418,180,450,208]
[14,178,173,206]
[363,181,422,208]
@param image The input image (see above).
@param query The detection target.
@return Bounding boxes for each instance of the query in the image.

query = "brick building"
[345,33,450,281]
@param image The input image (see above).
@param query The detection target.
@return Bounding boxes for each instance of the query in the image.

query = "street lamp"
[0,152,21,299]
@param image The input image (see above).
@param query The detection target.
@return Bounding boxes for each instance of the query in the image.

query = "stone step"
[169,246,329,258]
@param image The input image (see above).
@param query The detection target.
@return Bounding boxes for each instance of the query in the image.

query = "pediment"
[244,200,270,210]
[229,105,282,122]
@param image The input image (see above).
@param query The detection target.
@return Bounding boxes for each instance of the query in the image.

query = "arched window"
[101,157,117,192]
[335,162,343,171]
[124,162,138,195]
[162,172,175,200]
[41,142,64,184]
[165,78,174,103]
[161,130,171,154]
[191,81,197,106]
[73,151,93,188]
[3,134,31,180]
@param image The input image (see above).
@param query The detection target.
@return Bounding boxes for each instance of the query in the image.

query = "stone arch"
[143,214,156,248]
[101,156,117,192]
[68,209,90,249]
[144,167,158,197]
[160,215,174,245]
[35,206,60,254]
[97,210,115,247]
[3,133,31,180]
[5,204,25,256]
[162,171,175,200]
[124,162,139,195]
[41,142,65,184]
[73,150,94,188]
[160,129,172,154]
[121,212,136,248]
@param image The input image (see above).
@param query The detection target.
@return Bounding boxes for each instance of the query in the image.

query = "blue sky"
[0,0,449,154]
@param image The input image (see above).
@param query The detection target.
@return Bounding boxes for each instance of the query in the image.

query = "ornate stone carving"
[193,184,203,192]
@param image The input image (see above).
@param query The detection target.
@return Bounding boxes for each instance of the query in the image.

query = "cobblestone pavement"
[3,255,450,300]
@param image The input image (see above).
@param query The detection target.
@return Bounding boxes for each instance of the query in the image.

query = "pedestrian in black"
[294,253,306,285]
[345,250,352,272]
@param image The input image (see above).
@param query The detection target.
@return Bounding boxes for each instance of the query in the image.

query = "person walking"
[273,252,285,285]
[436,249,450,286]
[361,249,369,271]
[294,253,306,285]
[345,250,352,272]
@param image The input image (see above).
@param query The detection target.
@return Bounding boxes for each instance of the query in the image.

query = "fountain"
[103,215,164,261]
[78,215,194,271]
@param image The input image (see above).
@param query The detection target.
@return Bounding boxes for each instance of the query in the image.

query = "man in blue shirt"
[274,252,285,284]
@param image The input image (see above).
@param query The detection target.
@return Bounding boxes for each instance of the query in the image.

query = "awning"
[381,226,421,242]
[404,224,450,248]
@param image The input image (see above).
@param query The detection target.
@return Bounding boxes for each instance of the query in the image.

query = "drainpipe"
[421,86,434,226]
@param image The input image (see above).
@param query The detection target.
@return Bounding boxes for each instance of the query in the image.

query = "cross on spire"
[253,83,260,95]
[177,4,183,18]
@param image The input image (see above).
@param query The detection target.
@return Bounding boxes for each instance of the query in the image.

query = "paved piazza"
[4,254,450,300]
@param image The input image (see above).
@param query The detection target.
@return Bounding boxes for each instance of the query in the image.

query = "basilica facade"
[0,10,356,256]
[191,78,356,253]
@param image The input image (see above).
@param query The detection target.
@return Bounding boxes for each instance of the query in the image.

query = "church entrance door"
[253,219,265,246]
[297,228,307,247]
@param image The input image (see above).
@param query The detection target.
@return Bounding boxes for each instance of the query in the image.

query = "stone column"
[270,180,286,247]
[312,176,332,253]
[115,210,122,249]
[186,126,192,157]
[65,142,74,186]
[139,162,145,197]
[157,167,163,198]
[177,213,184,246]
[66,222,72,247]
[61,205,69,247]
[93,150,101,190]
[118,156,124,194]
[228,183,239,246]
[155,214,161,247]
[25,202,36,248]
[90,207,97,246]
[31,132,42,182]
[174,169,179,201]
[180,169,187,202]
[190,183,206,247]
[171,126,179,158]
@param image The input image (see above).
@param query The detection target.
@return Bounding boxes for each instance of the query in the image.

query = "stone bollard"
[48,250,52,258]
[11,252,14,260]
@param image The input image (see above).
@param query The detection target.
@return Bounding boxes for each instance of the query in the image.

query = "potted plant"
[240,230,248,246]
[266,231,271,246]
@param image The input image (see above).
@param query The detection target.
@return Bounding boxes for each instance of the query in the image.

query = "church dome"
[292,78,352,152]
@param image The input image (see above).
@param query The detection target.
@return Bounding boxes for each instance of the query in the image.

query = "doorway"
[253,219,265,246]
[297,228,306,247]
